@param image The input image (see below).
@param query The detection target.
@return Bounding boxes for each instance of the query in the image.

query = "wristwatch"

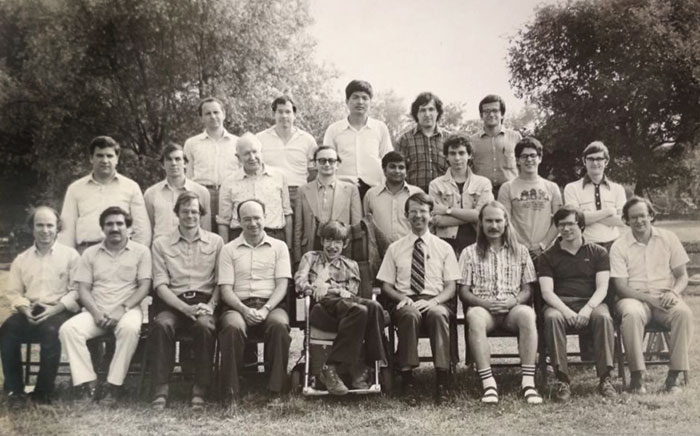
[445,207,453,215]
[263,304,272,312]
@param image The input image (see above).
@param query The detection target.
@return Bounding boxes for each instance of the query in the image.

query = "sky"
[308,0,559,115]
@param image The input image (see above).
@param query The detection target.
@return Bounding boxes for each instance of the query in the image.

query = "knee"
[671,302,693,323]
[58,320,78,341]
[544,308,565,326]
[514,305,536,328]
[425,305,449,324]
[115,320,141,338]
[266,319,290,338]
[466,308,489,333]
[193,316,216,335]
[151,315,176,334]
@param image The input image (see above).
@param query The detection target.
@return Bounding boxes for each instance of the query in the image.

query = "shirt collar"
[163,177,192,191]
[406,229,431,244]
[32,241,57,255]
[88,172,120,185]
[236,164,271,180]
[477,126,505,138]
[317,177,336,190]
[203,128,235,141]
[320,251,352,269]
[234,232,273,249]
[169,227,210,245]
[440,167,473,185]
[98,239,133,254]
[625,226,661,246]
[582,174,611,187]
[380,182,410,194]
[411,125,444,138]
[342,117,372,131]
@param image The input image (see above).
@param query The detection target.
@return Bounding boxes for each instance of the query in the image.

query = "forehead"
[482,206,505,220]
[238,140,261,153]
[316,148,338,159]
[419,100,436,109]
[447,144,469,153]
[407,200,430,212]
[628,202,650,215]
[481,102,501,111]
[179,199,200,210]
[166,149,184,159]
[34,209,57,225]
[103,214,126,224]
[585,151,607,159]
[348,91,371,99]
[275,101,294,111]
[386,160,406,167]
[520,146,539,155]
[93,146,116,157]
[239,202,264,217]
[201,101,223,113]
[558,213,579,222]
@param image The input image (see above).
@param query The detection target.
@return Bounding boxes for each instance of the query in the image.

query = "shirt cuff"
[11,297,31,311]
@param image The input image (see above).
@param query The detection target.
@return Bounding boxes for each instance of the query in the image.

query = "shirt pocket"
[199,245,218,266]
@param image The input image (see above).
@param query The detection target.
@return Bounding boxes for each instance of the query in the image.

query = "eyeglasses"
[556,222,578,229]
[585,157,607,163]
[482,109,501,115]
[518,153,539,160]
[316,158,338,165]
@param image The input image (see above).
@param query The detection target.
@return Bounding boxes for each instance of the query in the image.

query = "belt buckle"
[182,291,197,299]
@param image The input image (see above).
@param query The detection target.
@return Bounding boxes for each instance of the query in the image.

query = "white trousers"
[59,309,142,386]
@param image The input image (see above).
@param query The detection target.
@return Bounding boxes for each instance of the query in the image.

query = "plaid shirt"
[294,251,360,296]
[396,126,449,192]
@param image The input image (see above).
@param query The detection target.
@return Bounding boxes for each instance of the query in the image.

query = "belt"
[201,183,220,190]
[180,290,208,300]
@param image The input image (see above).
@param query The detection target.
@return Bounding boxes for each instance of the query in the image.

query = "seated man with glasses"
[293,146,362,263]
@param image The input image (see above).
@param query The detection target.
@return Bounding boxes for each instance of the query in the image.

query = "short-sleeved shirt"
[610,227,689,292]
[363,182,424,242]
[6,242,80,312]
[256,127,318,187]
[183,129,239,186]
[323,117,393,187]
[497,176,562,250]
[58,173,151,247]
[217,233,292,300]
[396,126,449,192]
[470,128,522,187]
[152,228,223,296]
[538,239,610,299]
[217,165,292,229]
[428,168,494,240]
[294,251,360,296]
[564,175,627,243]
[144,178,211,242]
[377,231,460,297]
[458,242,536,300]
[74,240,152,313]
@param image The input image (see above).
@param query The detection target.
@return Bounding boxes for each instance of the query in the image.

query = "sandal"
[481,386,499,404]
[521,385,543,404]
[150,395,167,410]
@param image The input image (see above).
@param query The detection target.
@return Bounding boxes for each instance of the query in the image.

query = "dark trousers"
[148,308,216,389]
[358,178,371,202]
[207,186,220,231]
[0,311,73,394]
[218,299,291,394]
[316,296,387,367]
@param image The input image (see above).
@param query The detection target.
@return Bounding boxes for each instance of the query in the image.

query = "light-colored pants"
[59,309,142,386]
[616,298,693,372]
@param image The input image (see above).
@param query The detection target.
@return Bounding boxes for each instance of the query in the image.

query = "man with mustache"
[377,192,460,404]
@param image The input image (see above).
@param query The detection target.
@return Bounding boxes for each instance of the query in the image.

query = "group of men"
[0,79,693,409]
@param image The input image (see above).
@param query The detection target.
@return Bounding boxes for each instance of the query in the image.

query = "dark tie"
[594,183,602,210]
[411,238,425,295]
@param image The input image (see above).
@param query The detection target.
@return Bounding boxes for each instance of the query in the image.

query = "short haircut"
[443,134,473,157]
[582,141,610,160]
[237,198,266,218]
[381,151,406,169]
[345,80,373,100]
[26,205,62,232]
[404,192,433,214]
[160,142,188,164]
[410,92,444,123]
[478,94,506,116]
[319,220,350,241]
[198,96,225,116]
[235,132,261,154]
[553,205,586,231]
[173,191,206,217]
[89,136,120,157]
[99,206,132,228]
[313,145,341,162]
[515,137,543,158]
[271,95,297,113]
[622,196,657,224]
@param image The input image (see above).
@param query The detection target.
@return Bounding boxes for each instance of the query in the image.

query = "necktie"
[594,183,602,210]
[411,238,425,295]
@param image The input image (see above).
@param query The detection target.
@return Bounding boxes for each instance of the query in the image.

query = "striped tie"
[411,238,425,295]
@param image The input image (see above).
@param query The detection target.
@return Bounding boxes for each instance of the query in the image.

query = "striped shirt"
[458,242,536,300]
[396,126,449,192]
[294,251,360,296]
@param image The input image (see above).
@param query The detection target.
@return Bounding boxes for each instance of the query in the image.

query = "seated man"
[376,192,460,404]
[149,192,223,410]
[0,206,80,405]
[611,196,693,394]
[59,206,151,404]
[539,206,615,401]
[294,221,387,395]
[218,199,292,402]
[458,201,542,404]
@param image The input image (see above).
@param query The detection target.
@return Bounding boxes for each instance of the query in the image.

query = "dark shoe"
[319,365,349,396]
[664,374,684,395]
[73,383,96,405]
[351,366,370,390]
[554,380,571,402]
[29,390,52,405]
[598,376,617,398]
[222,389,240,408]
[434,369,449,405]
[99,384,121,406]
[400,370,415,395]
[629,374,647,395]
[150,395,167,411]
[6,391,28,408]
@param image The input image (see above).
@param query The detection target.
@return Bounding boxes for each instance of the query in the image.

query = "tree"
[508,0,700,194]
[371,89,410,144]
[0,0,339,232]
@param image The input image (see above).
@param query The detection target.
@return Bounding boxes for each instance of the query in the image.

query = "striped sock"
[521,364,536,388]
[478,367,497,390]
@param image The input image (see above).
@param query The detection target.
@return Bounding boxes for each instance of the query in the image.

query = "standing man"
[396,92,449,193]
[184,96,239,230]
[218,199,292,401]
[148,191,223,410]
[59,207,151,404]
[376,192,461,404]
[363,151,424,243]
[470,95,522,196]
[563,141,626,251]
[458,201,542,405]
[144,143,211,242]
[59,136,151,251]
[429,134,493,256]
[539,206,616,401]
[323,79,393,199]
[611,197,693,394]
[0,207,80,405]
[497,137,562,258]
[256,95,318,209]
[218,133,292,245]
[294,146,362,263]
